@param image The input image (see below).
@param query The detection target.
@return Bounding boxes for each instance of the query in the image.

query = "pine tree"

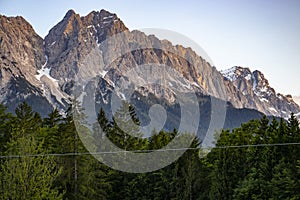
[0,103,62,199]
[269,159,298,199]
[108,101,147,151]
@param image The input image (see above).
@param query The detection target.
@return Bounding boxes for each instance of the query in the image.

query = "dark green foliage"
[0,104,12,153]
[209,116,300,200]
[0,102,63,199]
[0,102,299,199]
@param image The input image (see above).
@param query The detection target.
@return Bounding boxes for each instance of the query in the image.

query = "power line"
[211,142,300,149]
[0,142,300,159]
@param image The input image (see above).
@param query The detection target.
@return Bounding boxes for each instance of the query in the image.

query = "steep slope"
[1,9,299,124]
[44,9,128,80]
[0,14,52,114]
[43,10,250,109]
[221,66,300,118]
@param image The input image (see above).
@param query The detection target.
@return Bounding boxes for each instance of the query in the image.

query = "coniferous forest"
[0,102,300,199]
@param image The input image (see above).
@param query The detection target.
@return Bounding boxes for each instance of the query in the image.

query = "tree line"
[0,102,299,199]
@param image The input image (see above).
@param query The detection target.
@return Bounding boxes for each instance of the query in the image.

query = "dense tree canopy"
[0,102,299,199]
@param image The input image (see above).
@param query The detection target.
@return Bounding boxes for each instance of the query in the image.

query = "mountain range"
[0,9,299,141]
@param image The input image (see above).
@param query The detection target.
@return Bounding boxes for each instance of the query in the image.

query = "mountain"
[0,10,299,139]
[0,14,53,114]
[221,66,300,118]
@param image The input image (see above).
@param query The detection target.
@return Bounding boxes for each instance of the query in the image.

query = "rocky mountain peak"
[0,14,45,84]
[1,9,299,120]
[0,15,33,32]
[64,9,77,18]
[45,9,81,40]
[221,66,300,118]
[44,9,128,80]
[0,14,52,114]
[221,66,252,82]
[251,70,273,94]
[221,66,272,94]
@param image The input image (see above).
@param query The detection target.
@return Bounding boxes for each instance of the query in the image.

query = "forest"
[0,102,299,199]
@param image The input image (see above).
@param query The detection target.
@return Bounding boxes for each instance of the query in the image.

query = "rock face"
[221,66,300,118]
[0,9,299,121]
[42,10,245,111]
[0,14,52,114]
[44,9,128,80]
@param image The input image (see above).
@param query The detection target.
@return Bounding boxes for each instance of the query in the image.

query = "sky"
[0,0,300,98]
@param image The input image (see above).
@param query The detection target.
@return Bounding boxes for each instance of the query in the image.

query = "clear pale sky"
[1,0,300,97]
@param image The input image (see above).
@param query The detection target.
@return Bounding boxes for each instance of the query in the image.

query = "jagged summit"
[64,9,76,18]
[221,66,300,118]
[0,14,51,114]
[44,9,128,79]
[0,10,299,120]
[222,66,274,94]
[221,66,274,96]
[221,66,252,82]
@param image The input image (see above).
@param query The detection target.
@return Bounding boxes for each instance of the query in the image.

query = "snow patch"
[107,79,115,88]
[260,98,269,103]
[192,81,201,88]
[87,25,97,32]
[35,56,70,105]
[96,36,100,47]
[181,82,191,90]
[100,70,108,78]
[103,16,114,20]
[35,56,58,83]
[245,74,251,81]
[119,92,126,100]
[269,107,278,113]
[220,66,237,82]
[260,86,268,92]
